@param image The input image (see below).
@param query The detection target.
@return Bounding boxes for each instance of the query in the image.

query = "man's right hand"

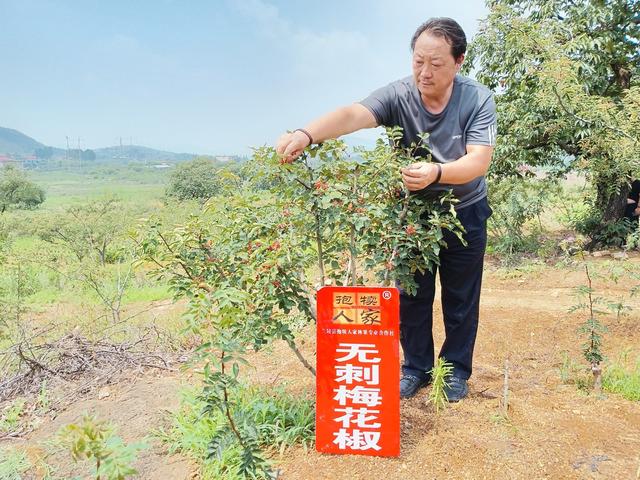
[275,104,377,163]
[276,130,311,163]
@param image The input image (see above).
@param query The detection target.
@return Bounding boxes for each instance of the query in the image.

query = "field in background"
[1,164,639,479]
[30,165,170,207]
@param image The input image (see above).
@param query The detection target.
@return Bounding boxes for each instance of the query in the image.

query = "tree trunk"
[586,174,632,249]
[611,61,631,90]
[595,177,630,224]
[592,362,602,395]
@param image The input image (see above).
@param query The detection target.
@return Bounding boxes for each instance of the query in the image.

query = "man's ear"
[456,53,465,71]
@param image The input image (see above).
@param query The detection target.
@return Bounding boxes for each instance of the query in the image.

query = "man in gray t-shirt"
[360,74,496,209]
[276,17,496,402]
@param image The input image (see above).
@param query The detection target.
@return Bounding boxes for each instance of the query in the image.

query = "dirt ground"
[4,256,640,479]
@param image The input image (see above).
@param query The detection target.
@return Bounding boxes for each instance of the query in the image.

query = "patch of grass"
[0,447,31,479]
[0,447,60,480]
[122,283,172,304]
[558,351,592,392]
[30,167,169,209]
[0,399,26,435]
[602,353,640,401]
[157,385,314,480]
[559,350,640,400]
[488,412,519,434]
[36,381,51,413]
[14,259,171,308]
[489,412,508,424]
[491,258,547,279]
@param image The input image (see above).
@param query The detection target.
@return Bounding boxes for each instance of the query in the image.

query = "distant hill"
[0,126,219,163]
[0,127,48,155]
[94,145,194,162]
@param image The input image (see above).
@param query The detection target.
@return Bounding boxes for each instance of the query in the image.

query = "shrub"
[487,175,559,257]
[0,166,45,212]
[165,157,223,201]
[138,132,463,477]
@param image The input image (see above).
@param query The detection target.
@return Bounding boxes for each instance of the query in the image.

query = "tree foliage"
[35,146,54,159]
[165,157,224,201]
[0,166,45,213]
[82,149,97,162]
[38,198,128,265]
[467,0,640,243]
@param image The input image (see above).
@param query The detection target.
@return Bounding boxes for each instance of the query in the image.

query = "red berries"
[247,241,262,254]
[267,241,281,251]
[405,225,417,235]
[314,180,329,191]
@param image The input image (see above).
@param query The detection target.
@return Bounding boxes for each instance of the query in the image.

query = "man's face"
[412,32,463,101]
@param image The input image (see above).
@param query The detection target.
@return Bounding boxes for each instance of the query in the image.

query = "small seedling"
[58,414,147,480]
[569,264,608,394]
[429,358,453,413]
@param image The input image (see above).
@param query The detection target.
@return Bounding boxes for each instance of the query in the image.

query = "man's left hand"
[401,162,439,191]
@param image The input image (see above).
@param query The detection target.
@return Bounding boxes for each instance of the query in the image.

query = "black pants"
[400,197,492,381]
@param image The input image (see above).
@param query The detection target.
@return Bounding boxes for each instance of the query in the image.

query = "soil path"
[7,258,640,479]
[253,260,640,480]
[9,373,194,479]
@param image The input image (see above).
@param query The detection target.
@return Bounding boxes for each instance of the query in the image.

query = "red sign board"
[316,286,400,457]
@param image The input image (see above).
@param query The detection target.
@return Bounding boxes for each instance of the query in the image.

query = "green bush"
[0,165,45,212]
[165,157,223,201]
[487,176,559,257]
[567,202,636,248]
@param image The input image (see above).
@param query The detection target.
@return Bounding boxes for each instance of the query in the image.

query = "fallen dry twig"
[0,329,180,404]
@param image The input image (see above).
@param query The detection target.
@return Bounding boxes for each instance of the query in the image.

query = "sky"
[1,0,489,155]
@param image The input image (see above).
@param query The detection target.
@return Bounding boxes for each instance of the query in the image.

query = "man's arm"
[401,144,493,191]
[276,104,377,161]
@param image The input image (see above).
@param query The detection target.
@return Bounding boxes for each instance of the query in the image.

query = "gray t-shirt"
[359,74,497,209]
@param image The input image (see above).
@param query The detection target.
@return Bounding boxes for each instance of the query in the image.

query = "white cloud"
[230,0,378,80]
[232,0,289,38]
[368,0,488,40]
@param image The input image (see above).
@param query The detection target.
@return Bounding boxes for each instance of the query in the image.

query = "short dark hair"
[410,17,467,60]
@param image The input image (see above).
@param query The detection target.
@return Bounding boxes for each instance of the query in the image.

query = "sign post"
[315,286,400,457]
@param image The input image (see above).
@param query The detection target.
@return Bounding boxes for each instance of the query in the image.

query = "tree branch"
[285,338,316,376]
[552,86,636,142]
